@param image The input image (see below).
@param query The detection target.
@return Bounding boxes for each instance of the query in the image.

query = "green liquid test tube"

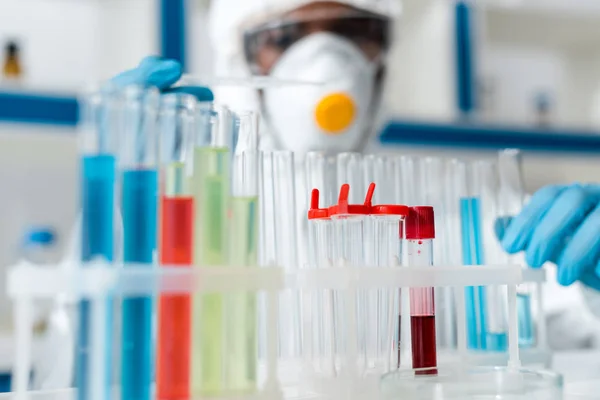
[226,195,259,392]
[190,146,230,396]
[224,111,260,394]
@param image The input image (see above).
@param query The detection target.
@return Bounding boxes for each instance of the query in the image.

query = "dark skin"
[254,1,386,75]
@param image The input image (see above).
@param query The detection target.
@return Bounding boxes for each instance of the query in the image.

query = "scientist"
[114,0,600,346]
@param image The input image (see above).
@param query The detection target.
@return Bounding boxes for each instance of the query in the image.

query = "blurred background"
[2,0,600,388]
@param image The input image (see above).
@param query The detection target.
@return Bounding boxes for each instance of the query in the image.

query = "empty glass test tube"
[369,203,408,372]
[328,183,373,375]
[406,206,438,373]
[118,85,159,400]
[498,149,534,348]
[390,155,417,206]
[473,160,509,352]
[156,93,197,400]
[337,152,364,203]
[307,189,335,375]
[77,85,120,400]
[260,150,302,360]
[417,157,456,351]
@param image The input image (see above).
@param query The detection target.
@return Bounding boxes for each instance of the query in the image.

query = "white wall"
[385,0,456,120]
[0,0,159,333]
[0,127,78,332]
[0,0,158,91]
[481,6,600,128]
[481,45,567,125]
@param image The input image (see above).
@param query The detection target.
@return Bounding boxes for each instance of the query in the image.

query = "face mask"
[262,32,379,155]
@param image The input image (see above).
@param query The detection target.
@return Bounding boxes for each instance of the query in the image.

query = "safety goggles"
[243,11,392,75]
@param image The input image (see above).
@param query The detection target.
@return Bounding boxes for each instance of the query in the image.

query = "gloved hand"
[111,56,214,102]
[496,184,600,290]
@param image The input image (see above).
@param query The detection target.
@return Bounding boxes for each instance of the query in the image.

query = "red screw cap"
[405,206,435,239]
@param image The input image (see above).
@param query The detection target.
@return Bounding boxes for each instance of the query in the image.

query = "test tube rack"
[6,259,552,400]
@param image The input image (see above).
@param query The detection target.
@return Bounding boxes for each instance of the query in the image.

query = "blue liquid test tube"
[449,160,489,351]
[119,86,160,400]
[78,86,119,400]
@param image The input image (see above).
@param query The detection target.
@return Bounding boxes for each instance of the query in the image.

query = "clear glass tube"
[472,160,509,352]
[190,104,232,396]
[261,150,302,360]
[406,207,437,373]
[77,85,120,400]
[418,157,456,351]
[305,153,338,375]
[498,149,535,348]
[156,93,197,400]
[305,151,337,208]
[363,154,393,204]
[307,190,335,375]
[118,86,159,400]
[370,210,405,373]
[337,152,364,204]
[329,184,368,375]
[390,155,417,205]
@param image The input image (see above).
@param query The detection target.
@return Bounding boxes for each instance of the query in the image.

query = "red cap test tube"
[406,206,438,374]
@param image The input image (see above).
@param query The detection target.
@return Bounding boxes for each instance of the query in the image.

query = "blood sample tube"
[406,206,437,374]
[370,203,408,372]
[156,93,197,400]
[307,189,335,375]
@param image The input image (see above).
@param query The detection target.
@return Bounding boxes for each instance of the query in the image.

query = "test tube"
[156,93,196,400]
[337,152,364,203]
[474,160,509,351]
[306,151,337,208]
[363,154,393,204]
[498,149,534,348]
[260,150,301,359]
[328,183,373,376]
[406,206,437,373]
[305,153,337,375]
[417,158,456,351]
[370,203,408,372]
[225,111,259,393]
[77,86,119,400]
[391,155,417,205]
[448,159,486,351]
[306,189,335,374]
[190,105,232,396]
[118,86,159,400]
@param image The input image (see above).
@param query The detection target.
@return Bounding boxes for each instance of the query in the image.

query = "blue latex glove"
[111,56,213,102]
[496,184,600,290]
